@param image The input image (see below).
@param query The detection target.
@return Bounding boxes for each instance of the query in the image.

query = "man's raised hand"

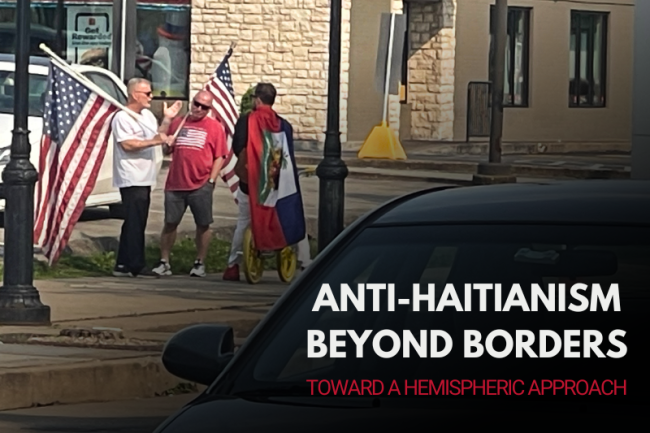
[163,101,183,119]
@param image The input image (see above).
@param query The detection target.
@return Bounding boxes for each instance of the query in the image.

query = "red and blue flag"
[246,105,305,251]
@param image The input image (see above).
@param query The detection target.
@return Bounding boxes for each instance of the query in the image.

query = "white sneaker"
[190,260,206,277]
[152,260,172,276]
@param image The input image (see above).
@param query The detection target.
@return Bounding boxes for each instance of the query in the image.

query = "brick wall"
[407,0,457,140]
[190,0,351,144]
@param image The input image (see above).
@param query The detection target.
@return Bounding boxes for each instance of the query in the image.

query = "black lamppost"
[473,0,515,184]
[316,0,349,252]
[0,0,51,325]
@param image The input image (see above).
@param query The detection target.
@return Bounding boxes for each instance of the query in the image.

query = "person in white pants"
[223,83,311,281]
[223,188,312,281]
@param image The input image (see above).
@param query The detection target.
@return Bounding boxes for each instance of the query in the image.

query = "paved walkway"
[0,273,288,411]
[0,168,446,255]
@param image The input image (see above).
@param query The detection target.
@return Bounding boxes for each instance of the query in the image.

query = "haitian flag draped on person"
[246,105,305,251]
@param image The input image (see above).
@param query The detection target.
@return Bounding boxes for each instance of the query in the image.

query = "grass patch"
[33,253,117,278]
[1,234,318,279]
[144,235,231,275]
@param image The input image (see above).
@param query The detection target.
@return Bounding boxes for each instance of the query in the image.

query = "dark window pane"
[0,1,114,71]
[489,7,530,107]
[0,70,48,117]
[136,2,190,99]
[569,11,607,107]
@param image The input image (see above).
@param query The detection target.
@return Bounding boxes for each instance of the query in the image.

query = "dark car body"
[155,181,650,432]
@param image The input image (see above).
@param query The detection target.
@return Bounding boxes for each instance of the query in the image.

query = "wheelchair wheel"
[243,227,264,284]
[276,246,297,283]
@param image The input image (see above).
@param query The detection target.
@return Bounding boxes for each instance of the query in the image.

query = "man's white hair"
[126,78,151,96]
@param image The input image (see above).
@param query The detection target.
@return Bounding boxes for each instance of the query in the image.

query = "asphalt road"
[0,394,198,432]
[0,167,443,252]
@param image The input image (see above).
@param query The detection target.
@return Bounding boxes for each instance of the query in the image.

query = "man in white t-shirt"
[111,78,181,277]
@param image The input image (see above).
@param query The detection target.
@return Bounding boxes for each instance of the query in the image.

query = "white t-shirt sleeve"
[112,112,141,143]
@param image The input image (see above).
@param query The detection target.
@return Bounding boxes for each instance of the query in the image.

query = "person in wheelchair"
[223,83,311,281]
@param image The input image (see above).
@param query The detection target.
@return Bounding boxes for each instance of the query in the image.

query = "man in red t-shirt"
[152,90,228,277]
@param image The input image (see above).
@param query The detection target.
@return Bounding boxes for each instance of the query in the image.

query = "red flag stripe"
[46,104,116,261]
[207,79,238,127]
[43,101,115,258]
[206,84,236,133]
[34,136,58,244]
[43,101,114,256]
[209,74,238,116]
[39,96,106,251]
[41,97,110,254]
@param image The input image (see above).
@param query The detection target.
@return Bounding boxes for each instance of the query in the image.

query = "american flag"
[203,48,239,199]
[175,127,208,149]
[33,62,119,265]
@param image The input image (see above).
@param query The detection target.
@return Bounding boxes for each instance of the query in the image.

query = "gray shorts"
[164,182,214,227]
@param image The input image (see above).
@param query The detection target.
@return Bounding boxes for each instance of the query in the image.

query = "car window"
[82,72,126,105]
[226,224,649,404]
[0,71,48,116]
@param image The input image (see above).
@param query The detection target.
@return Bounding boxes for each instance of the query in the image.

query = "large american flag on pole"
[203,47,239,199]
[33,62,119,265]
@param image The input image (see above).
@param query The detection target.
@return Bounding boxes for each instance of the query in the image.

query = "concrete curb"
[295,140,631,156]
[0,356,185,411]
[165,150,629,180]
[294,155,630,181]
[341,167,474,185]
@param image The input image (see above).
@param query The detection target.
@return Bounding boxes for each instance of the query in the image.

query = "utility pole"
[489,0,507,164]
[473,0,515,184]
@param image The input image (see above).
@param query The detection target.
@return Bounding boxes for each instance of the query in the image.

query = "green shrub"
[240,86,255,115]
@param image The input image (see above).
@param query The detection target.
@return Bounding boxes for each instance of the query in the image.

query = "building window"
[0,1,191,100]
[569,11,607,107]
[135,1,191,99]
[489,6,530,107]
[0,1,114,70]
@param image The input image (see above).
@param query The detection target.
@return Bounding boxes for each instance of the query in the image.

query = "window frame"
[569,10,609,108]
[489,6,531,108]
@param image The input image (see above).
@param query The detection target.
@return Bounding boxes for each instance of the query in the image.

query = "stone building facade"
[188,0,459,145]
[189,0,458,145]
[405,0,457,141]
[189,0,633,148]
[189,0,352,145]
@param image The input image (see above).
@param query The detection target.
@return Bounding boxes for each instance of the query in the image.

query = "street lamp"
[316,0,349,252]
[473,0,515,184]
[0,0,51,325]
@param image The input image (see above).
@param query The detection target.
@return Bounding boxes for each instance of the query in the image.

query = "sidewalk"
[0,273,287,411]
[293,148,631,184]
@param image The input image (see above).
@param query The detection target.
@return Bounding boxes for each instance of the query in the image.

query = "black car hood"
[155,394,644,432]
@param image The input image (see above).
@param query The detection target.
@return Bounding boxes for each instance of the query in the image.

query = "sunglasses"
[136,91,152,97]
[193,100,210,110]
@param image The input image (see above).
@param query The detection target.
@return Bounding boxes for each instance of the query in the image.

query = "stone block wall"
[190,0,351,144]
[407,0,457,140]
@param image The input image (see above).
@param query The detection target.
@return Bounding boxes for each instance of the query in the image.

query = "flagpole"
[39,43,158,135]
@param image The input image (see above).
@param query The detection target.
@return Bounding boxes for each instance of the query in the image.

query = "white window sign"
[66,5,113,68]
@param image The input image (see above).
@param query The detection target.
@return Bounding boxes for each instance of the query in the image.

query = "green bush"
[240,86,255,115]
